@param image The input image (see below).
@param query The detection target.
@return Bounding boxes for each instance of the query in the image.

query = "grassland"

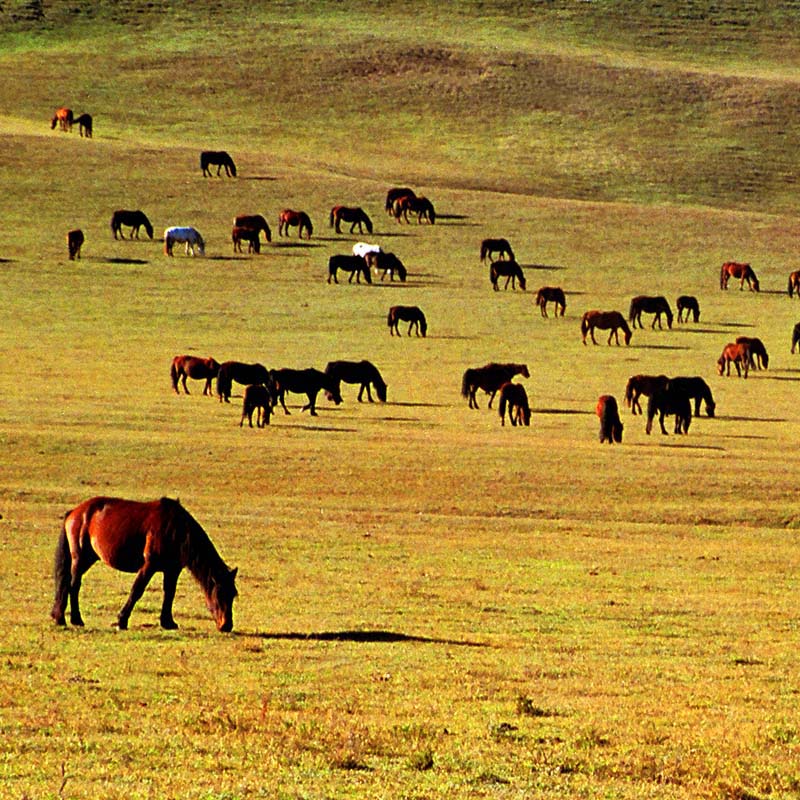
[1,2,800,798]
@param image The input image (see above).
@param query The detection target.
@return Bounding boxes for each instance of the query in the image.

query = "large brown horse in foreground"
[171,355,220,395]
[461,363,529,409]
[498,382,531,426]
[720,261,759,291]
[581,310,632,345]
[51,497,238,631]
[596,395,623,443]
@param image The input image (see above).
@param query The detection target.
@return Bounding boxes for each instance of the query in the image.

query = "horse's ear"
[230,567,238,579]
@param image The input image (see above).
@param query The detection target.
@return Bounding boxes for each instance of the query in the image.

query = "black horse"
[628,295,674,330]
[461,363,529,409]
[200,150,237,177]
[387,305,427,337]
[645,382,692,435]
[111,210,154,240]
[270,368,343,416]
[216,361,273,403]
[676,295,700,323]
[324,360,387,402]
[328,255,372,284]
[490,260,526,291]
[667,376,716,417]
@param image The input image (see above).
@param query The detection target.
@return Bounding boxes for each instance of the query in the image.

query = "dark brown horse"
[324,360,387,402]
[330,206,373,235]
[240,384,274,428]
[461,363,529,409]
[232,226,261,254]
[645,382,692,435]
[536,286,566,317]
[720,261,759,291]
[596,395,623,443]
[111,209,153,240]
[480,238,515,262]
[51,496,238,631]
[270,368,343,416]
[200,150,237,177]
[217,361,272,403]
[67,229,84,260]
[735,336,769,369]
[393,195,436,224]
[278,209,313,238]
[385,187,416,215]
[788,271,800,298]
[366,251,407,282]
[387,305,427,337]
[624,374,669,415]
[234,214,272,243]
[75,113,93,137]
[793,322,800,354]
[328,254,372,284]
[581,310,632,346]
[676,295,700,322]
[717,342,751,378]
[628,295,673,329]
[498,382,530,426]
[171,355,220,396]
[668,376,716,417]
[50,106,73,131]
[490,260,526,291]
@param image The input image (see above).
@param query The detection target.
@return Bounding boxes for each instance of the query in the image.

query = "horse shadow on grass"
[241,175,278,181]
[631,344,690,351]
[105,257,150,265]
[522,263,568,271]
[242,629,488,647]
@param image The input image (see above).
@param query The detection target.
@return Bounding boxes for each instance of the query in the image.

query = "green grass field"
[2,2,800,798]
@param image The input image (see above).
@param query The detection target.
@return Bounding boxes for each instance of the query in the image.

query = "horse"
[581,310,632,345]
[232,226,260,254]
[490,259,526,291]
[75,113,93,138]
[240,384,274,428]
[164,226,205,256]
[366,251,407,282]
[50,107,73,131]
[67,229,84,260]
[387,305,427,337]
[385,187,416,215]
[628,295,673,329]
[393,195,436,224]
[328,254,372,284]
[270,368,343,416]
[498,382,531,426]
[624,374,669,415]
[717,342,751,378]
[278,209,313,239]
[200,150,237,177]
[111,209,154,240]
[645,382,692,435]
[596,395,623,443]
[480,238,515,263]
[735,336,769,369]
[170,355,220,396]
[330,206,373,235]
[353,242,381,259]
[216,361,272,403]
[51,496,237,632]
[234,214,272,243]
[676,295,700,323]
[720,261,759,291]
[788,271,800,298]
[461,363,529,410]
[668,376,716,417]
[324,360,387,403]
[535,286,566,317]
[793,323,800,354]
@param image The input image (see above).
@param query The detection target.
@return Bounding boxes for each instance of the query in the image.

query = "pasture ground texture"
[1,2,800,799]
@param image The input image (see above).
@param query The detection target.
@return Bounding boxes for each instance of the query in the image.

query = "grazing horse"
[234,214,272,243]
[720,261,759,291]
[385,187,416,215]
[366,251,407,282]
[330,206,373,235]
[278,209,313,238]
[240,384,274,428]
[270,368,343,416]
[461,363,529,410]
[170,355,220,396]
[536,286,566,317]
[668,376,716,417]
[581,310,632,346]
[676,295,700,323]
[232,226,260,254]
[624,374,669,416]
[111,209,154,240]
[788,271,800,298]
[498,382,531,427]
[628,295,673,330]
[646,382,692,435]
[51,496,237,631]
[717,342,751,378]
[75,113,93,137]
[387,305,427,337]
[164,226,205,256]
[596,395,623,443]
[216,361,272,403]
[353,241,381,259]
[490,260,526,291]
[328,254,372,284]
[200,150,237,177]
[480,238,515,263]
[735,336,769,369]
[324,360,387,402]
[50,107,73,131]
[67,229,84,260]
[393,195,436,224]
[793,322,800,354]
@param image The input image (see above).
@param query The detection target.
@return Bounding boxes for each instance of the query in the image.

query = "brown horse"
[624,374,669,415]
[628,295,673,329]
[461,363,529,409]
[324,360,387,402]
[387,305,427,337]
[720,261,759,291]
[645,382,692,435]
[480,238,515,263]
[111,210,153,240]
[216,361,273,403]
[717,342,751,378]
[596,395,623,443]
[67,229,84,260]
[793,323,800,354]
[278,209,313,238]
[393,195,436,224]
[788,271,800,298]
[200,150,237,177]
[498,382,531,426]
[490,260,526,291]
[581,310,632,346]
[240,384,274,428]
[385,187,416,215]
[330,206,373,235]
[51,496,238,631]
[676,295,700,322]
[366,251,407,282]
[270,368,343,416]
[170,355,220,395]
[536,286,566,317]
[234,214,272,243]
[50,106,73,131]
[232,226,261,254]
[735,336,769,369]
[75,113,93,138]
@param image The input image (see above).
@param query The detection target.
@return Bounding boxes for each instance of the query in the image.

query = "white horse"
[352,241,381,259]
[164,226,205,256]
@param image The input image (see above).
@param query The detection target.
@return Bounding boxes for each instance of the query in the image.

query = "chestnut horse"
[111,209,154,240]
[645,383,692,435]
[200,150,237,177]
[536,286,566,317]
[387,305,427,337]
[51,107,73,131]
[170,355,220,395]
[676,295,700,322]
[278,209,313,238]
[51,496,237,631]
[216,361,273,403]
[668,376,716,417]
[461,363,529,409]
[240,384,274,428]
[596,395,623,443]
[393,195,436,224]
[628,295,673,329]
[735,336,769,369]
[498,382,531,427]
[366,251,407,282]
[328,254,372,284]
[581,310,632,346]
[330,206,373,235]
[76,113,93,137]
[232,226,260,254]
[385,187,416,215]
[270,368,343,416]
[720,261,759,291]
[490,259,526,291]
[67,229,84,260]
[624,374,669,416]
[234,214,272,243]
[324,360,387,403]
[480,238,515,263]
[717,342,751,378]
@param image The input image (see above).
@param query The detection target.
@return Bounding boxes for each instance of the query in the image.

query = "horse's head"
[520,365,530,379]
[518,275,527,291]
[50,116,58,129]
[613,420,623,443]
[623,326,632,346]
[196,236,206,256]
[706,399,716,418]
[520,404,531,426]
[751,275,760,291]
[717,354,726,375]
[324,378,343,405]
[418,314,428,337]
[207,567,238,632]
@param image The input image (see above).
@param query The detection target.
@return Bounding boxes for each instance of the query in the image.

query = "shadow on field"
[757,374,800,382]
[436,213,471,222]
[715,320,756,328]
[206,255,257,262]
[758,289,787,296]
[105,257,149,265]
[716,414,787,423]
[241,175,277,181]
[0,257,14,263]
[535,407,594,415]
[273,242,323,249]
[632,344,690,350]
[244,629,488,647]
[672,327,731,335]
[522,263,568,271]
[386,401,450,408]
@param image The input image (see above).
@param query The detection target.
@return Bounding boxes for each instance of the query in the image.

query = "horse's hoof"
[160,620,179,630]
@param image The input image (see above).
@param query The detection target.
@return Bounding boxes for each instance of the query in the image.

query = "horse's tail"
[461,369,474,399]
[387,308,395,328]
[51,516,71,624]
[164,234,171,256]
[329,208,335,228]
[480,241,487,261]
[789,275,794,297]
[170,358,179,391]
[624,378,634,408]
[628,298,637,322]
[110,212,118,235]
[720,263,726,289]
[580,313,590,337]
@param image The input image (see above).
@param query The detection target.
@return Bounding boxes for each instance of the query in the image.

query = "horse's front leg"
[658,411,669,435]
[277,392,291,415]
[117,562,158,630]
[160,569,181,629]
[488,391,498,409]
